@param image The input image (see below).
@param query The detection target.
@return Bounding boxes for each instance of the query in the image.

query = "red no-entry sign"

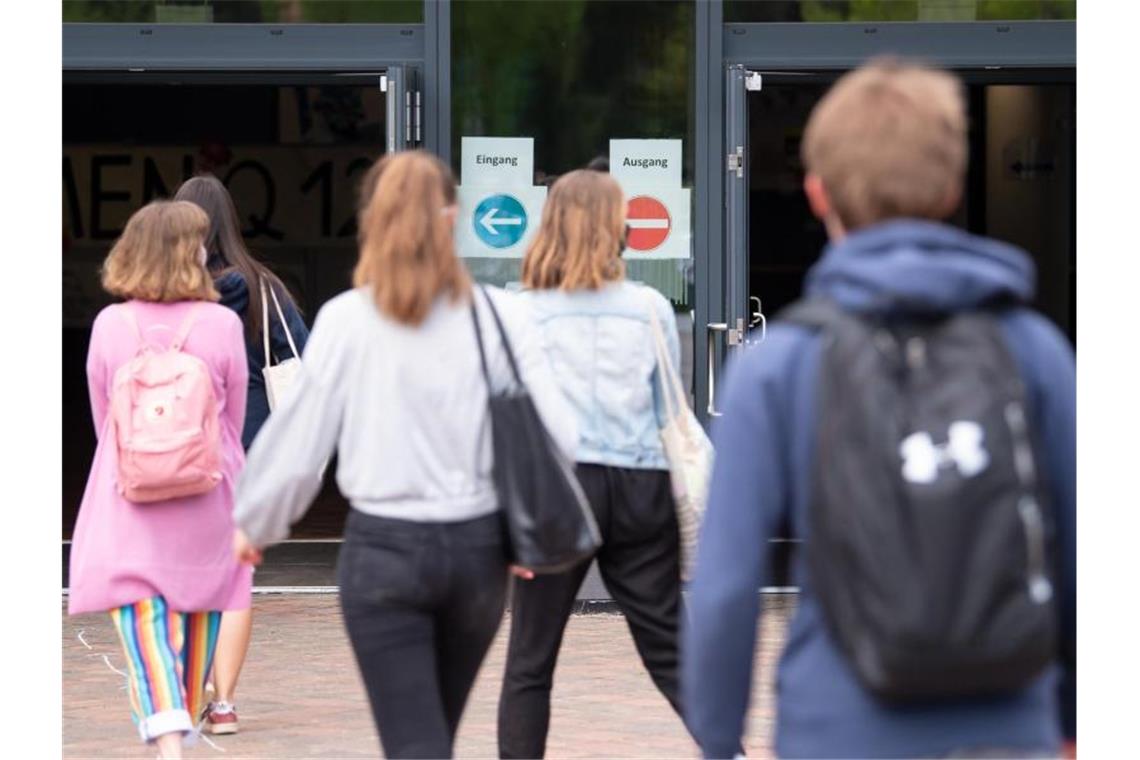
[626,195,671,251]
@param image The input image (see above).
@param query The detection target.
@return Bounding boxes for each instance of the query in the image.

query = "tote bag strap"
[480,286,523,386]
[261,278,273,368]
[469,285,524,393]
[644,290,686,423]
[266,280,300,359]
[470,289,491,388]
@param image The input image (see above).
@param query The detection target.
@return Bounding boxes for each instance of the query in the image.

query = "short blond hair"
[802,57,967,229]
[353,151,471,325]
[522,170,625,291]
[102,200,219,302]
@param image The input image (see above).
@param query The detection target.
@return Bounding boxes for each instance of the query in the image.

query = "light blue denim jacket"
[520,281,680,470]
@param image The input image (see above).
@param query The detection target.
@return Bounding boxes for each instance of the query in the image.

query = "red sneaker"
[202,702,239,735]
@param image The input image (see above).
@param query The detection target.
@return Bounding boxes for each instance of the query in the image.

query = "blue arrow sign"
[473,194,527,249]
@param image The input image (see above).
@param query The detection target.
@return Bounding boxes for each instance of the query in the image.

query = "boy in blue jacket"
[682,59,1075,759]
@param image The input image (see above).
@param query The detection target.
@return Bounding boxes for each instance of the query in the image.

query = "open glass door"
[62,71,413,552]
[720,22,1076,373]
[720,21,1075,586]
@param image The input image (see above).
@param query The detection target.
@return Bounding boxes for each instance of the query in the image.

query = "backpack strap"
[777,298,848,331]
[119,304,144,346]
[171,304,203,351]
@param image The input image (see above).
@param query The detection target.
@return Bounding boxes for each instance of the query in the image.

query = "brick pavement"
[63,594,793,759]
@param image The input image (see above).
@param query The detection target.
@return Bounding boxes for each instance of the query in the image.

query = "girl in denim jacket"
[498,169,690,757]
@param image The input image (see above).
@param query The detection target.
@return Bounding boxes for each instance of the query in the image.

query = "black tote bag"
[471,287,601,573]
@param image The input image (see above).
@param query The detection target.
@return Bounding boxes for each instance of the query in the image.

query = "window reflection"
[452,0,696,311]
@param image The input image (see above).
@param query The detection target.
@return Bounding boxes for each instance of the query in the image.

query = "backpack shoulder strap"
[118,303,144,344]
[172,304,203,352]
[777,298,847,331]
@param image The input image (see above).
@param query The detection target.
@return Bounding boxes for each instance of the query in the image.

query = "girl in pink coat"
[67,200,252,759]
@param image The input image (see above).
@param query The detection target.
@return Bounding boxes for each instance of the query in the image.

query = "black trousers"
[338,509,509,759]
[498,463,685,758]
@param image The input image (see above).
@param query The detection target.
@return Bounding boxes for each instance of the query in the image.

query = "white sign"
[610,139,691,260]
[610,139,682,188]
[461,136,535,188]
[457,137,547,259]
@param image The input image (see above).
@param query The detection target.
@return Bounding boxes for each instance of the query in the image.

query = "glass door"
[717,20,1077,411]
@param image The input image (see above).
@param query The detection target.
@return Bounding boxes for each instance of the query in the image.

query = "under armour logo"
[900,421,990,484]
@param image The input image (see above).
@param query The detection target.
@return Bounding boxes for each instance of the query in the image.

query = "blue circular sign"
[473,194,528,249]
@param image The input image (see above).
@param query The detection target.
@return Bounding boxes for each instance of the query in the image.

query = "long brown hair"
[102,200,219,303]
[353,151,471,324]
[521,169,625,291]
[174,174,299,342]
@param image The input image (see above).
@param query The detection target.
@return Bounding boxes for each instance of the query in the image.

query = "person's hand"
[1062,740,1076,759]
[234,528,263,566]
[509,565,535,580]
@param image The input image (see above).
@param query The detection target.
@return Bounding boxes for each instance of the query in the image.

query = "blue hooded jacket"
[682,220,1075,758]
[212,264,310,450]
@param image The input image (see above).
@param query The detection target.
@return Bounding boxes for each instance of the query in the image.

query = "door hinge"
[379,74,388,93]
[727,146,744,178]
[414,90,422,144]
[405,91,413,147]
[745,71,763,92]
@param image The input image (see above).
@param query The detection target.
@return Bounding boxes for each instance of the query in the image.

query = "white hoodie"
[234,285,577,547]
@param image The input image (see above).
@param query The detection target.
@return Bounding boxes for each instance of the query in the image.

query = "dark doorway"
[745,77,1076,344]
[63,78,387,539]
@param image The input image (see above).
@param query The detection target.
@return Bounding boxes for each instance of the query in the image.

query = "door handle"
[707,322,728,417]
[749,296,767,343]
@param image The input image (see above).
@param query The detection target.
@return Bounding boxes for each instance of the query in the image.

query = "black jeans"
[498,463,685,758]
[338,509,509,759]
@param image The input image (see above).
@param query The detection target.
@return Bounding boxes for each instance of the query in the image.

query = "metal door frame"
[62,22,439,153]
[701,19,1076,419]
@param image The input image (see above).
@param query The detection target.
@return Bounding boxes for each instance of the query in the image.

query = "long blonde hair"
[101,200,218,303]
[521,169,626,291]
[354,151,471,325]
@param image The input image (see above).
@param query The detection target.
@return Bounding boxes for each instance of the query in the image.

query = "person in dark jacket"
[682,60,1075,759]
[174,175,310,735]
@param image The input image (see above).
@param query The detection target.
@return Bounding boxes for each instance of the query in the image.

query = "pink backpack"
[110,305,223,503]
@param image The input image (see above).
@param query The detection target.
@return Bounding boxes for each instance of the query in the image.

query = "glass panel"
[451,0,696,391]
[742,79,1075,341]
[63,0,422,24]
[725,0,1077,23]
[63,80,384,538]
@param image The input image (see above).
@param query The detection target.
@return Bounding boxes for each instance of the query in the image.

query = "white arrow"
[480,206,525,236]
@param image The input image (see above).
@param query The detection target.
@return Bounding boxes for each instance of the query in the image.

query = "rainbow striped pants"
[109,597,221,743]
